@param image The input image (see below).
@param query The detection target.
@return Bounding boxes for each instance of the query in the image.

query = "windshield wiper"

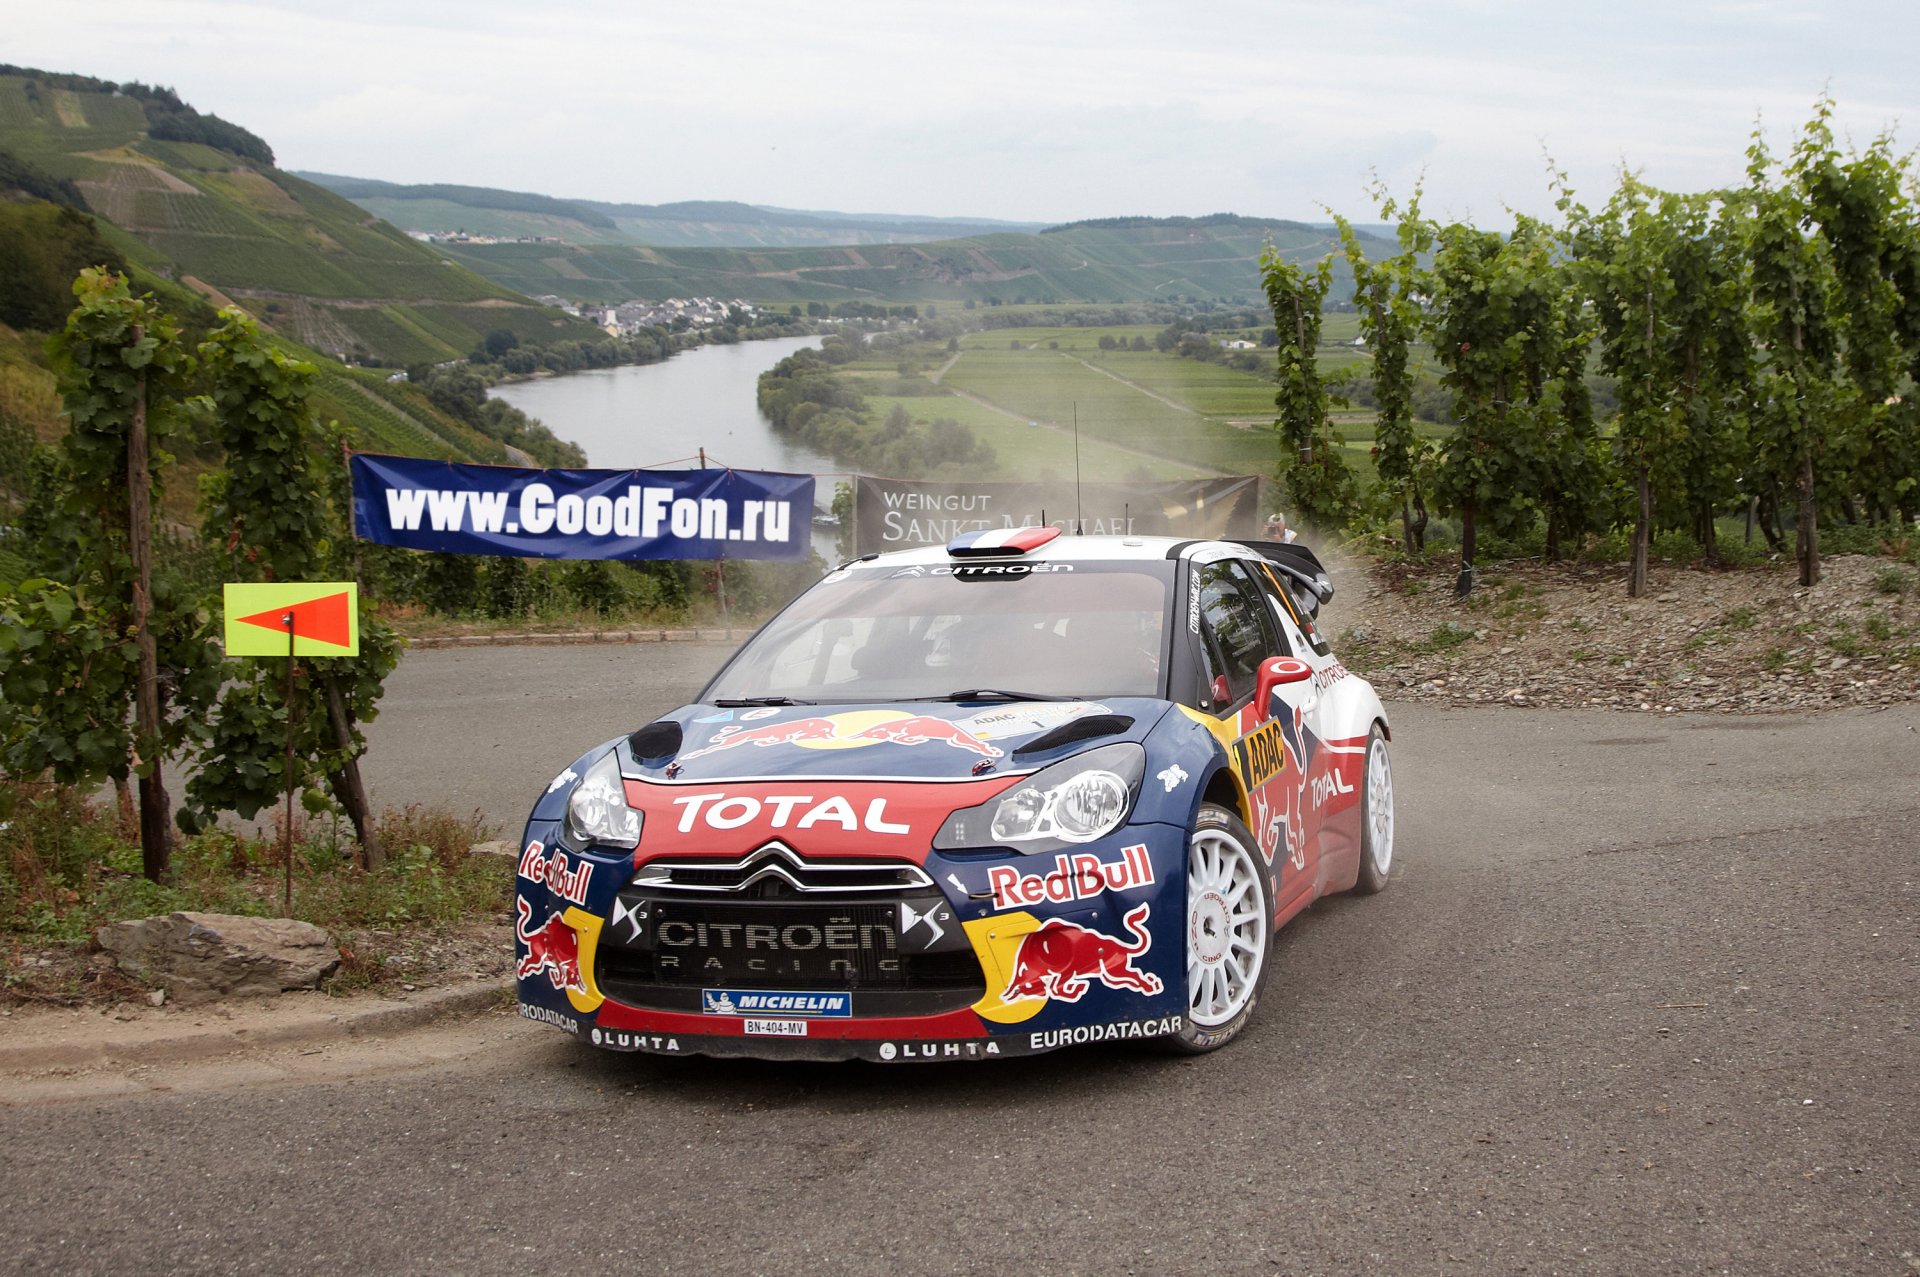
[929,688,1076,703]
[711,696,816,707]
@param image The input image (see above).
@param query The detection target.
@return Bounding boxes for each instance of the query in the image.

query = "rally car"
[515,527,1394,1061]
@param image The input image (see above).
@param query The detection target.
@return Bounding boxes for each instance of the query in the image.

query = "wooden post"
[127,324,172,882]
[283,611,297,917]
[1630,462,1652,597]
[1798,448,1820,587]
[324,677,384,871]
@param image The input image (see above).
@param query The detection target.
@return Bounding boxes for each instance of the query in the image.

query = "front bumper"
[512,819,1188,1061]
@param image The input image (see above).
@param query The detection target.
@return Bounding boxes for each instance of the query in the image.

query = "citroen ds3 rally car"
[515,527,1394,1061]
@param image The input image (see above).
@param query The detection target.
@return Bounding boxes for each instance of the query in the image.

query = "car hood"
[643,699,1170,782]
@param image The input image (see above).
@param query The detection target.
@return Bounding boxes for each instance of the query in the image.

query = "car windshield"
[703,560,1175,703]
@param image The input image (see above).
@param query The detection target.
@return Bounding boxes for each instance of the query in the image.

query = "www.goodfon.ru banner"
[350,454,814,562]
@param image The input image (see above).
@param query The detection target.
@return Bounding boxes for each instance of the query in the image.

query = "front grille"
[633,843,932,895]
[596,849,983,1017]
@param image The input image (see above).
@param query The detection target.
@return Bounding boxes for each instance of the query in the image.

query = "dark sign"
[852,476,1262,555]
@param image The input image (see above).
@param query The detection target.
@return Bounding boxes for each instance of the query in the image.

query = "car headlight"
[935,743,1144,855]
[565,752,642,850]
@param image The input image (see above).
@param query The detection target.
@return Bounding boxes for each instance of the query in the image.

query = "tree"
[14,269,220,878]
[182,310,400,868]
[1337,186,1432,550]
[1424,223,1547,593]
[1796,110,1919,528]
[1260,244,1356,528]
[1745,118,1847,587]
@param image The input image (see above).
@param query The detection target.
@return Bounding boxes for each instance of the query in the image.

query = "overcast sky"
[16,1,1918,225]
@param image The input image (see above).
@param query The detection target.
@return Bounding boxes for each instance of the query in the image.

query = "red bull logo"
[1001,903,1163,1004]
[987,845,1155,911]
[683,717,846,758]
[682,711,1001,760]
[516,839,592,905]
[844,715,1000,757]
[516,896,584,992]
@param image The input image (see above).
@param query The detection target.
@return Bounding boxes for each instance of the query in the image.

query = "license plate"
[744,1019,808,1037]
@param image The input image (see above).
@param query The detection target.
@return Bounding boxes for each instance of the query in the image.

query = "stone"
[95,912,339,1005]
[467,840,517,860]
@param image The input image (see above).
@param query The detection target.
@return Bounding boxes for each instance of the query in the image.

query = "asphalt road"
[2,643,1915,1277]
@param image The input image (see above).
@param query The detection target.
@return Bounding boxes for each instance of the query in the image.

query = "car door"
[1191,556,1320,918]
[1248,557,1356,897]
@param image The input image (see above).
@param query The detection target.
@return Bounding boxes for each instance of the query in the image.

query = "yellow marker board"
[223,582,359,656]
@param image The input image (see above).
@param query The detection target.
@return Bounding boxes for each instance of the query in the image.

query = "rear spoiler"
[1232,538,1334,604]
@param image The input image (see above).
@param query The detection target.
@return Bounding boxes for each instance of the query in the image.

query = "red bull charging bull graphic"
[1000,904,1163,1004]
[516,897,584,993]
[682,711,1002,760]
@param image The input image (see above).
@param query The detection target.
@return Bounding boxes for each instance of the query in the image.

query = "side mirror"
[1255,657,1313,720]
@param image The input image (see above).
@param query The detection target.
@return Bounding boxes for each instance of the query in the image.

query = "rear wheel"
[1352,724,1394,894]
[1164,802,1272,1054]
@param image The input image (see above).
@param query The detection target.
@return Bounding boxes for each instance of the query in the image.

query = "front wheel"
[1163,803,1272,1054]
[1352,724,1394,894]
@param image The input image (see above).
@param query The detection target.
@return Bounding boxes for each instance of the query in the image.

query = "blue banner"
[350,454,815,562]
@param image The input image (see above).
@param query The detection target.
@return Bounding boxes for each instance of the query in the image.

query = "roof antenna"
[1073,402,1084,535]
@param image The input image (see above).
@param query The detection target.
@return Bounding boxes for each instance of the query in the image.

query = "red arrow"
[235,591,353,649]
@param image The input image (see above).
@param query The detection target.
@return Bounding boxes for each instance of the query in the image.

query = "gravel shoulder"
[1327,551,1918,714]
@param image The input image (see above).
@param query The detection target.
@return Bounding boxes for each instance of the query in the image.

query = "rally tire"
[1352,724,1394,895]
[1161,802,1273,1055]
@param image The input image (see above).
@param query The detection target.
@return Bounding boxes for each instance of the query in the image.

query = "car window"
[1255,560,1331,657]
[1248,563,1301,658]
[703,563,1174,702]
[1196,559,1282,706]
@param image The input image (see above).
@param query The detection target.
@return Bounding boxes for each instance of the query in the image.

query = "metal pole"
[283,611,297,918]
[1073,404,1083,534]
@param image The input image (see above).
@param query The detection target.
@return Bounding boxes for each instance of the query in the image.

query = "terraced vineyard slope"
[428,214,1393,307]
[0,68,604,366]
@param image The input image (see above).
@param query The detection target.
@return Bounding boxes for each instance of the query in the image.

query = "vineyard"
[1270,103,1920,597]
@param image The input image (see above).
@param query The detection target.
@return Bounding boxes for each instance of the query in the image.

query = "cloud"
[11,0,1920,222]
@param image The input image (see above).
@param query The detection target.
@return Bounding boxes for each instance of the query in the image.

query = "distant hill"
[296,172,1048,249]
[427,215,1396,308]
[293,173,1395,304]
[0,67,604,366]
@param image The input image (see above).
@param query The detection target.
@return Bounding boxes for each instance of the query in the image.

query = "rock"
[467,840,517,860]
[147,989,166,1008]
[95,912,339,1005]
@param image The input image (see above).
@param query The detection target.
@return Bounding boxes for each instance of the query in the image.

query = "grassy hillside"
[296,173,1046,249]
[0,69,604,365]
[435,215,1391,307]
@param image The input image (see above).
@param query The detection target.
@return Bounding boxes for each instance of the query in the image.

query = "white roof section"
[853,532,1217,568]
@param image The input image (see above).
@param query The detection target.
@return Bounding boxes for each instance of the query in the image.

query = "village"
[529,292,763,337]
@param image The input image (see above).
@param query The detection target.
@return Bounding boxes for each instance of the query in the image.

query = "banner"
[351,454,814,562]
[852,476,1262,555]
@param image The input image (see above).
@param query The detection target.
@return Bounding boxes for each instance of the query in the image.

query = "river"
[487,335,836,477]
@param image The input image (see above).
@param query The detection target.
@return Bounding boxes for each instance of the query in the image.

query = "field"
[924,326,1379,478]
